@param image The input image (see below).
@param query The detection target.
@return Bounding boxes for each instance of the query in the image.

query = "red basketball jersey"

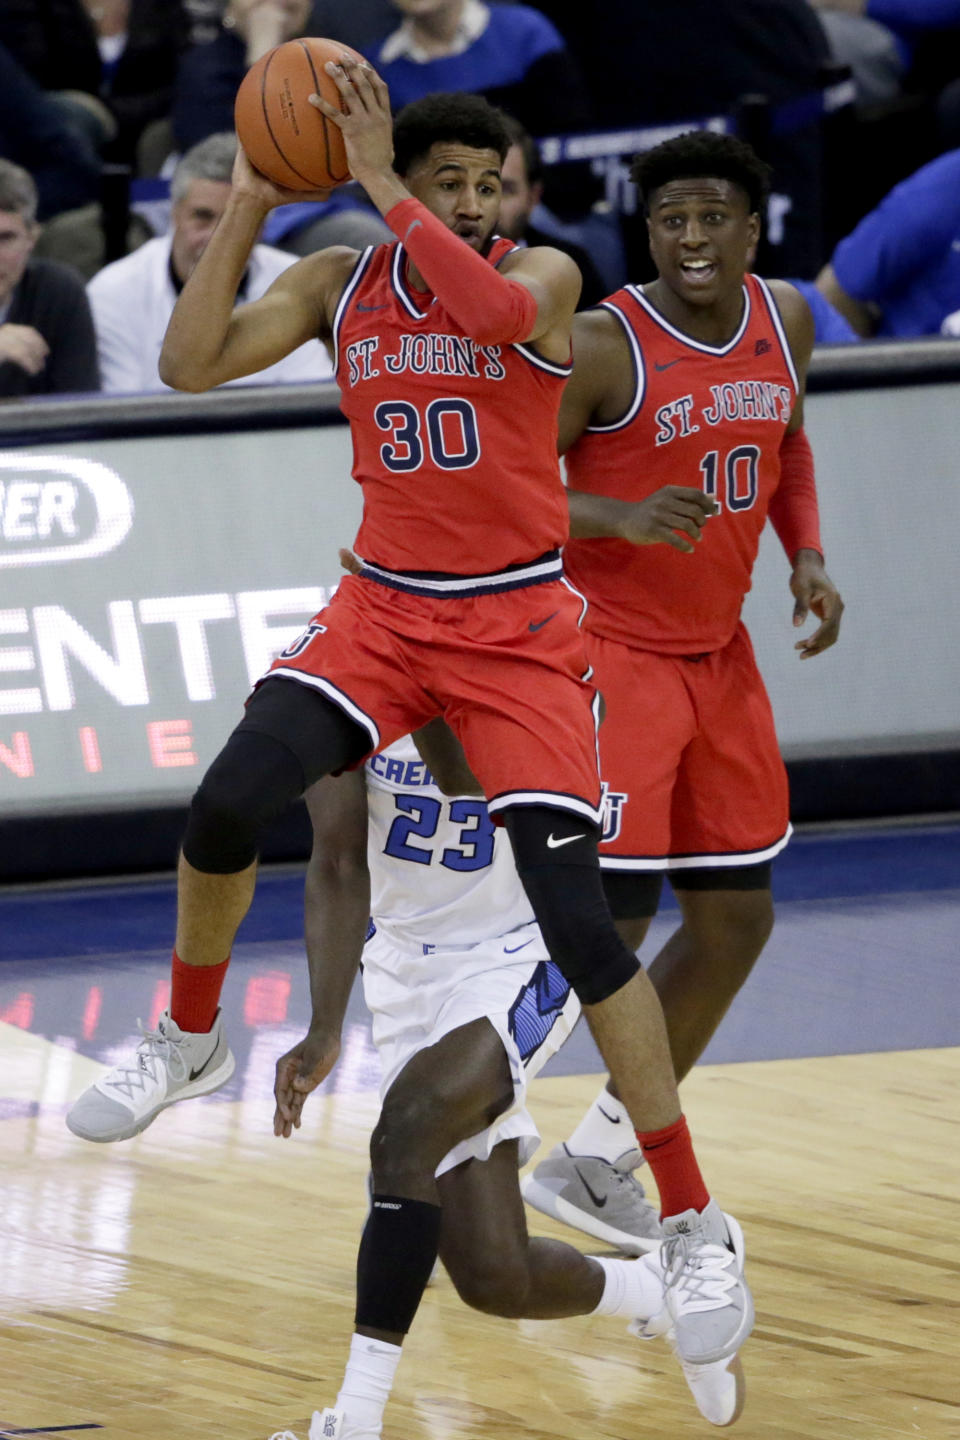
[334,236,571,574]
[564,274,798,653]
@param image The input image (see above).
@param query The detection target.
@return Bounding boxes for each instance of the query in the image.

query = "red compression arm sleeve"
[769,428,823,562]
[385,197,539,345]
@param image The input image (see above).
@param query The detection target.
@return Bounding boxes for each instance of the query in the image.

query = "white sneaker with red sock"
[641,1200,754,1362]
[65,1007,234,1142]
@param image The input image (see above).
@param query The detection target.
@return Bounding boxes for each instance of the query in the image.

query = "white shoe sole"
[683,1353,746,1427]
[520,1172,662,1255]
[66,1048,236,1143]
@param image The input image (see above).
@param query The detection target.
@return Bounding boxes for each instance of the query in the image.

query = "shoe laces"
[105,1021,188,1096]
[608,1168,650,1207]
[661,1230,739,1311]
[267,1431,302,1440]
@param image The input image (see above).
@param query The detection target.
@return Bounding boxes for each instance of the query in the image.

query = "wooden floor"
[2,1030,959,1440]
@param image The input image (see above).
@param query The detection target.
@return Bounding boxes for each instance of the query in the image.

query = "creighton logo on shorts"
[600,782,628,844]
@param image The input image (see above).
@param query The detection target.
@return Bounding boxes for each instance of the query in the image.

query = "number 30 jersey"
[365,736,534,951]
[564,273,799,655]
[333,237,571,576]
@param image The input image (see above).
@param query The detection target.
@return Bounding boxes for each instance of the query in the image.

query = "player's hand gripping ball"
[234,36,365,191]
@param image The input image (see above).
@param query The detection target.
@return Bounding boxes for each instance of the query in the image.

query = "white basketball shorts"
[361,918,581,1177]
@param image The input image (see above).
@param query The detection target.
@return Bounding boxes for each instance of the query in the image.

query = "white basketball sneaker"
[629,1315,746,1426]
[642,1199,754,1364]
[66,1008,235,1142]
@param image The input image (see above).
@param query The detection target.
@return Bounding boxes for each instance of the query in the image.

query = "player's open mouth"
[454,223,482,243]
[679,258,718,283]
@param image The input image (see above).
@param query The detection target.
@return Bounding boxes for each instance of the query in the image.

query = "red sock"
[636,1114,710,1219]
[170,951,229,1033]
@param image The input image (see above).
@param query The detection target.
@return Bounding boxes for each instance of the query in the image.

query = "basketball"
[233,36,366,192]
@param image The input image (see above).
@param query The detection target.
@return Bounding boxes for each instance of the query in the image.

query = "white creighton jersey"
[365,736,534,950]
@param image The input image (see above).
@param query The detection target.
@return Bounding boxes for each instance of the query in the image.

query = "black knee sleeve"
[238,675,371,784]
[504,807,640,1006]
[182,679,373,874]
[183,729,306,872]
[356,1195,442,1335]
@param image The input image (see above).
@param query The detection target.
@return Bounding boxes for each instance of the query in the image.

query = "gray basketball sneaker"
[520,1143,663,1254]
[66,1008,235,1142]
[641,1200,754,1365]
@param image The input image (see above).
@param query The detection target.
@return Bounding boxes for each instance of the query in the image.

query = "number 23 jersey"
[564,273,799,654]
[365,736,534,951]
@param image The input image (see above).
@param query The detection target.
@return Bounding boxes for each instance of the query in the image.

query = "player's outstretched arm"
[767,281,845,657]
[159,148,352,392]
[562,309,717,550]
[273,770,371,1138]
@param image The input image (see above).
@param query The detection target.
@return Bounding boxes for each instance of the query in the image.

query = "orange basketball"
[234,36,365,191]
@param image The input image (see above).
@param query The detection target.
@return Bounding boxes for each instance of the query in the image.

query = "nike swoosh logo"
[546,832,584,849]
[188,1060,213,1082]
[574,1164,608,1208]
[528,611,559,632]
[655,358,682,371]
[356,302,388,312]
[504,939,534,954]
[597,1105,622,1124]
[405,220,423,241]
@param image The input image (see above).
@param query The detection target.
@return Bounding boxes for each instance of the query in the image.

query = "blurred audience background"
[5,0,960,400]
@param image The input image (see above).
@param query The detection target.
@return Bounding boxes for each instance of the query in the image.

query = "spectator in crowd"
[816,145,960,335]
[173,0,392,253]
[534,0,832,279]
[308,0,402,50]
[363,0,598,226]
[172,0,313,152]
[807,0,906,107]
[365,0,592,142]
[0,42,101,221]
[788,277,862,342]
[0,0,189,165]
[497,118,608,309]
[86,133,333,392]
[0,159,100,398]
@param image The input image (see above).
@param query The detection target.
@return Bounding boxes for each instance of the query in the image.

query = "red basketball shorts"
[587,623,790,870]
[264,573,602,825]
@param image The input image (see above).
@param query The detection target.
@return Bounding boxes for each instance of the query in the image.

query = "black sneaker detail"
[574,1164,609,1209]
[188,1052,216,1082]
[598,1104,622,1124]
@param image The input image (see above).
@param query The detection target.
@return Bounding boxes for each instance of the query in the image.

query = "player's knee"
[678,884,775,963]
[182,730,305,873]
[369,1087,451,1188]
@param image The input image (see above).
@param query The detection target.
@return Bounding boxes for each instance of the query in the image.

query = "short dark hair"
[631,131,771,216]
[392,93,511,177]
[502,115,543,187]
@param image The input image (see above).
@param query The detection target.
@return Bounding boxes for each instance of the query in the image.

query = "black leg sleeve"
[504,807,640,1005]
[182,678,371,873]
